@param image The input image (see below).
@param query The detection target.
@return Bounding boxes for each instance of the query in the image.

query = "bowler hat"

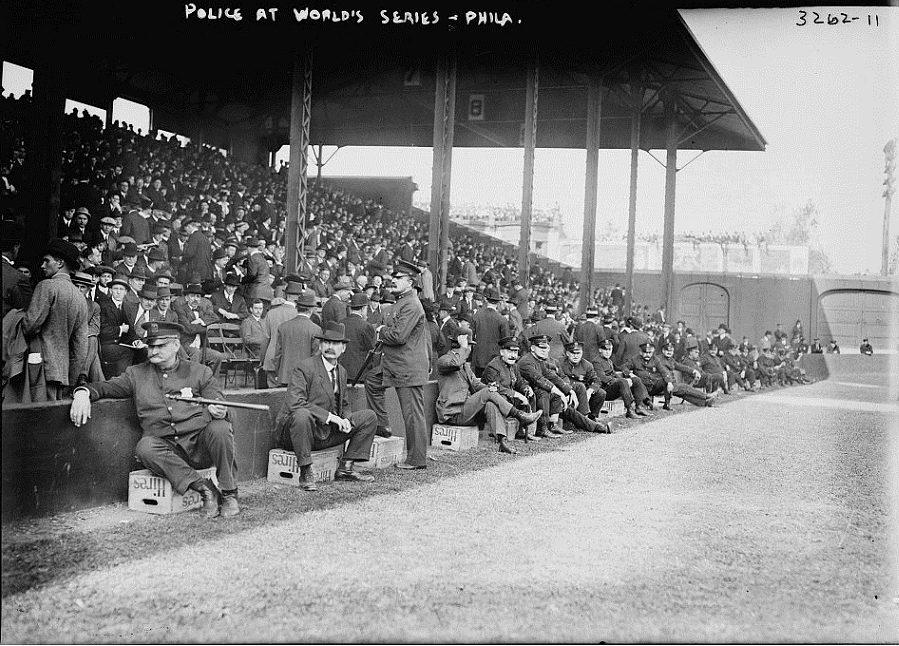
[349,292,369,308]
[185,283,204,295]
[155,286,172,298]
[438,299,456,313]
[122,242,139,256]
[128,265,149,279]
[141,320,183,344]
[147,247,166,262]
[315,321,348,343]
[213,248,228,260]
[224,273,241,286]
[484,287,502,303]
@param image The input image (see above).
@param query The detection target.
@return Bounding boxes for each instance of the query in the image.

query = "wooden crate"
[600,399,626,417]
[354,435,405,469]
[128,466,217,515]
[430,424,480,451]
[267,447,343,486]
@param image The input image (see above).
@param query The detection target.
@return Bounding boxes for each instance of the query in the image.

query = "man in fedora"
[98,276,135,378]
[97,216,119,265]
[365,259,431,467]
[173,283,225,378]
[70,320,240,518]
[22,238,89,400]
[321,275,354,327]
[260,280,301,388]
[181,218,214,283]
[272,289,321,387]
[71,271,104,384]
[274,321,378,491]
[145,246,169,280]
[122,265,150,306]
[210,273,249,322]
[470,286,509,378]
[340,291,378,384]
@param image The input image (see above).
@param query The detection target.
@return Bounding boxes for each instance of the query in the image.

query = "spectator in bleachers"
[180,219,213,282]
[860,339,873,356]
[259,281,301,388]
[272,290,321,388]
[210,273,249,322]
[339,292,377,384]
[240,299,266,357]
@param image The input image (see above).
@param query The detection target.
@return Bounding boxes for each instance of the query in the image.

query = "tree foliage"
[765,199,834,274]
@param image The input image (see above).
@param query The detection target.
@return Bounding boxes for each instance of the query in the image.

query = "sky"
[3,6,897,274]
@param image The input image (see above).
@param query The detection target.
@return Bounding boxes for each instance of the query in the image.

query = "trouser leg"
[192,419,238,491]
[672,383,708,407]
[630,376,650,403]
[284,409,316,467]
[603,379,634,407]
[588,387,606,416]
[136,435,204,494]
[364,370,389,428]
[396,385,427,467]
[335,409,377,461]
[569,381,589,415]
[560,406,595,430]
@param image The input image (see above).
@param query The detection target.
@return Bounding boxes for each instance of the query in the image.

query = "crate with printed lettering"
[430,424,480,451]
[128,466,218,515]
[600,400,626,417]
[267,447,343,486]
[354,435,405,469]
[479,418,519,442]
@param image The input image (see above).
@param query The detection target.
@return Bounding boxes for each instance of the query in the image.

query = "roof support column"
[519,49,539,290]
[579,73,602,314]
[661,97,678,320]
[428,49,457,293]
[21,63,66,265]
[285,45,313,275]
[624,82,641,319]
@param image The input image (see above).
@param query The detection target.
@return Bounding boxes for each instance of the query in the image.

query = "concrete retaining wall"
[2,383,438,522]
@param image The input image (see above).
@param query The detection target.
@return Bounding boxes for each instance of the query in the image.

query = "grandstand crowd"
[2,98,823,414]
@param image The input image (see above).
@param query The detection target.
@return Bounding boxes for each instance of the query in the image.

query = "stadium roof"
[2,2,769,153]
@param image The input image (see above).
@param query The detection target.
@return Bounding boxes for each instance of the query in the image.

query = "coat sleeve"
[284,362,330,424]
[85,367,137,400]
[21,282,51,338]
[378,300,422,346]
[437,348,466,374]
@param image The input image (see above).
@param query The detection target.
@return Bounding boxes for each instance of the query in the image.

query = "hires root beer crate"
[430,424,480,452]
[355,436,405,469]
[267,447,343,486]
[601,400,626,417]
[128,466,218,515]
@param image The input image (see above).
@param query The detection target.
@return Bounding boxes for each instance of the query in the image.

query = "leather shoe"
[394,462,426,470]
[515,409,543,425]
[625,405,640,420]
[662,402,672,411]
[220,494,240,518]
[591,420,612,434]
[498,438,519,454]
[516,430,540,441]
[635,406,651,417]
[375,426,392,438]
[335,468,375,482]
[534,430,558,439]
[299,468,318,491]
[196,480,220,518]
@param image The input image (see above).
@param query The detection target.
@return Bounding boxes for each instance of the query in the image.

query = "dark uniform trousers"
[601,376,648,407]
[280,409,376,467]
[136,419,238,494]
[566,380,606,417]
[365,370,428,468]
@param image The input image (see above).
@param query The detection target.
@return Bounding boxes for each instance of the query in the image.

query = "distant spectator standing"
[860,339,873,356]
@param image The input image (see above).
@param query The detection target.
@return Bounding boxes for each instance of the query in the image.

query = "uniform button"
[163,374,168,379]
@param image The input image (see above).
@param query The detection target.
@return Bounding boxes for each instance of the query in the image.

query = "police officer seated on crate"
[482,335,541,442]
[558,340,607,420]
[436,329,542,455]
[69,321,239,519]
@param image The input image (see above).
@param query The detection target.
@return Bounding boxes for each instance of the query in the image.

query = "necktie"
[329,366,341,415]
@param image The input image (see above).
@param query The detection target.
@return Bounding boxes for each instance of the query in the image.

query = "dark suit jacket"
[275,353,349,439]
[471,306,509,372]
[243,251,270,300]
[209,290,249,320]
[173,297,218,345]
[182,230,213,281]
[321,295,348,327]
[98,298,132,345]
[2,258,33,319]
[273,314,321,385]
[340,312,376,382]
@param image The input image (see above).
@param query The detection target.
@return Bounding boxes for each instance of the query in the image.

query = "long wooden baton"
[351,341,382,387]
[164,394,270,411]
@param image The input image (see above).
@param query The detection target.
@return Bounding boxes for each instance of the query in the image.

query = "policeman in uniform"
[365,259,431,470]
[558,340,606,419]
[69,321,239,518]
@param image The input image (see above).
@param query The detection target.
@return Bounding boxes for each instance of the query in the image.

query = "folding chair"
[206,323,244,387]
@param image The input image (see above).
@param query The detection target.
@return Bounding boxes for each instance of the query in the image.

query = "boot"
[220,490,240,518]
[510,407,543,426]
[590,418,612,434]
[662,396,672,411]
[625,403,641,419]
[191,478,220,519]
[498,437,519,454]
[375,426,392,438]
[515,429,540,442]
[299,465,318,492]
